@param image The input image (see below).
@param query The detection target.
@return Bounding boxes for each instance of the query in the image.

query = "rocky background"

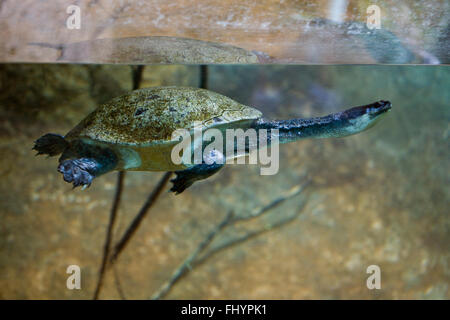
[0,0,448,63]
[0,64,449,299]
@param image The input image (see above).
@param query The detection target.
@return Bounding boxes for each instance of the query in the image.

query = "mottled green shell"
[66,86,262,145]
[57,36,262,64]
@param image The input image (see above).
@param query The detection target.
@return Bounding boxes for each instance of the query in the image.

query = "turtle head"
[343,100,392,120]
[341,100,392,133]
[364,100,392,119]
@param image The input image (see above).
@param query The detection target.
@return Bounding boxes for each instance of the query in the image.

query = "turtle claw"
[170,157,225,194]
[33,133,68,157]
[58,158,97,189]
[170,174,195,195]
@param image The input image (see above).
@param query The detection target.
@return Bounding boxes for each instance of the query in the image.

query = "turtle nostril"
[380,100,391,107]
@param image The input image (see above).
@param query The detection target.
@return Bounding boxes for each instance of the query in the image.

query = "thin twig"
[131,65,144,90]
[151,181,310,300]
[196,202,307,265]
[151,211,234,300]
[232,180,309,222]
[93,171,125,299]
[109,172,173,264]
[112,264,127,300]
[199,65,208,89]
[93,65,144,299]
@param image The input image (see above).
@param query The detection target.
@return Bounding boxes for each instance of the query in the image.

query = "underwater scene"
[0,64,448,299]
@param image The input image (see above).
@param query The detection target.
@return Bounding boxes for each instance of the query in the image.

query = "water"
[2,1,449,63]
[0,64,448,299]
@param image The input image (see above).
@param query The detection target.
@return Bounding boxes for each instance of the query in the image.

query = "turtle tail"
[33,133,68,157]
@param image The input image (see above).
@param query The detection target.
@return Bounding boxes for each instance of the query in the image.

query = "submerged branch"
[93,171,125,300]
[93,65,144,299]
[199,65,208,90]
[232,180,309,223]
[196,201,307,266]
[151,211,234,300]
[113,264,127,300]
[151,180,310,300]
[109,172,172,264]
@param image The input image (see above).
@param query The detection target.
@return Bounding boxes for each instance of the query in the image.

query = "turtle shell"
[65,86,262,145]
[57,36,263,64]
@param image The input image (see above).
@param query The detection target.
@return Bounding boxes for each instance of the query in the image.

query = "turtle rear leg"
[170,150,225,194]
[170,162,224,194]
[33,133,68,156]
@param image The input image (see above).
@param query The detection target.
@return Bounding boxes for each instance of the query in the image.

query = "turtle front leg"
[58,158,101,189]
[57,142,118,189]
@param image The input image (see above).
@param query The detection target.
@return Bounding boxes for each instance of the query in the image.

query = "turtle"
[28,36,271,64]
[33,86,391,194]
